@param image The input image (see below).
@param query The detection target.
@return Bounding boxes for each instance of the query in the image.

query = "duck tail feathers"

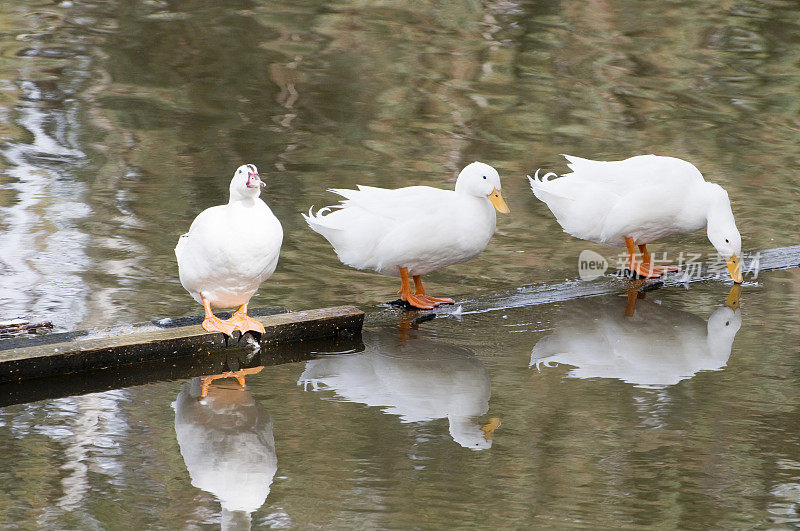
[529,168,559,184]
[528,169,574,199]
[562,153,595,173]
[327,187,353,198]
[174,232,189,260]
[303,205,333,223]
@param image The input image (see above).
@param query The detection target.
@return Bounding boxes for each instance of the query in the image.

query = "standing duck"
[529,155,743,282]
[176,164,283,336]
[303,162,509,309]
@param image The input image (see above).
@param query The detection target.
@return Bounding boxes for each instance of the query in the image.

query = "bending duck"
[176,164,283,336]
[303,162,509,309]
[529,155,743,282]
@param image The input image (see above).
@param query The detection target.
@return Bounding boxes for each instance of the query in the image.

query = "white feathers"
[303,163,502,277]
[176,166,283,308]
[529,154,739,251]
[532,168,558,182]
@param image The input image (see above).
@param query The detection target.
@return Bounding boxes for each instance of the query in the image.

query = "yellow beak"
[481,416,503,441]
[724,284,742,310]
[488,188,510,214]
[726,254,743,284]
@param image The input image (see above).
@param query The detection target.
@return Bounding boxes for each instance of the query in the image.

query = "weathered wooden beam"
[0,334,365,408]
[0,305,364,384]
[368,244,800,322]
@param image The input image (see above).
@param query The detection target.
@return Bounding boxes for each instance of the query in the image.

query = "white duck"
[173,378,277,529]
[529,155,743,282]
[176,164,283,337]
[298,329,498,450]
[530,286,742,387]
[303,162,509,309]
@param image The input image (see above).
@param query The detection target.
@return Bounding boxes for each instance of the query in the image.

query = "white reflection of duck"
[298,330,497,450]
[173,377,277,529]
[530,287,742,387]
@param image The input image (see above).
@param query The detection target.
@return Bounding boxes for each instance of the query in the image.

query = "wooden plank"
[0,334,365,408]
[0,305,364,384]
[368,244,800,321]
[0,306,288,351]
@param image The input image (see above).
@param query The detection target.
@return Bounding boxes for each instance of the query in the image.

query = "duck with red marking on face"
[176,164,283,337]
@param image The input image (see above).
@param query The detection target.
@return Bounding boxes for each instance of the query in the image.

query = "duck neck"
[228,194,260,207]
[679,181,720,230]
[701,182,734,228]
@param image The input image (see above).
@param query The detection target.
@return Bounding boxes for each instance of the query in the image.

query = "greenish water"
[1,0,799,528]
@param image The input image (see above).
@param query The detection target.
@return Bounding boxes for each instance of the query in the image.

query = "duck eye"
[238,170,242,174]
[725,238,729,243]
[483,176,487,180]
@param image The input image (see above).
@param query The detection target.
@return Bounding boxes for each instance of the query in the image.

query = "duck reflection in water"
[173,374,276,530]
[298,326,500,450]
[531,285,742,387]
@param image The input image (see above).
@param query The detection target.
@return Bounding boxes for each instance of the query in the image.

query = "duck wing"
[303,185,456,273]
[530,155,705,244]
[563,154,705,193]
[328,185,452,221]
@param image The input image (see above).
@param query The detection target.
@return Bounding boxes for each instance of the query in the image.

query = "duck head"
[706,301,742,358]
[704,182,743,283]
[455,161,510,214]
[229,164,265,202]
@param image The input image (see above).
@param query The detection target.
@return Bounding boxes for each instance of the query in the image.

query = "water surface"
[1,0,799,528]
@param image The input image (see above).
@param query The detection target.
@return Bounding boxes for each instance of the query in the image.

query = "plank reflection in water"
[173,377,277,529]
[299,329,494,450]
[531,288,742,388]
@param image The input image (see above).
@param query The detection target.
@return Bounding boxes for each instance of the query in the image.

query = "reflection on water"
[0,270,798,528]
[531,289,742,387]
[0,61,92,330]
[173,378,277,530]
[299,329,494,450]
[769,459,800,527]
[0,389,128,527]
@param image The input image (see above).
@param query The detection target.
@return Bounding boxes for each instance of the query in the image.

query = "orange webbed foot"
[199,366,264,398]
[629,262,679,278]
[643,264,679,275]
[227,305,265,335]
[405,272,454,308]
[402,292,436,310]
[418,295,455,306]
[202,315,237,337]
[633,242,679,277]
[624,238,668,279]
[626,263,665,279]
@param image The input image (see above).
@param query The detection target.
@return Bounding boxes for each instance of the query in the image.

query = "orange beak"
[487,188,510,214]
[724,284,742,309]
[726,255,743,284]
